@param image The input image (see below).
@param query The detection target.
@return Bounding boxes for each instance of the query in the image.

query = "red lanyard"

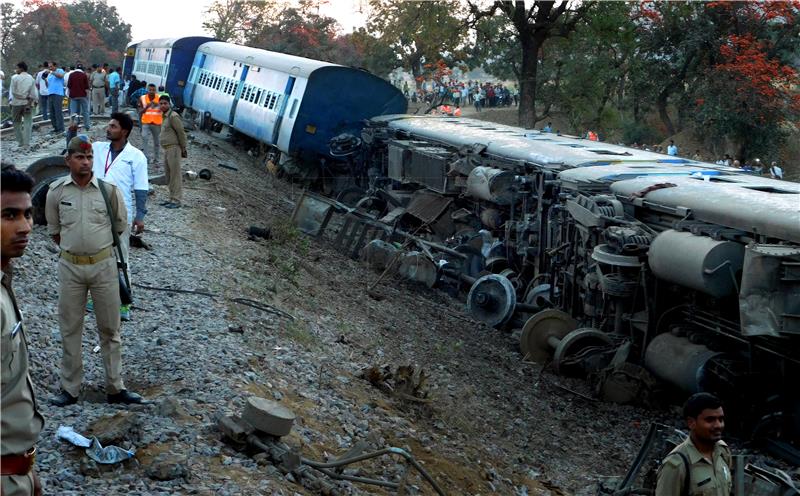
[104,145,123,175]
[104,149,114,175]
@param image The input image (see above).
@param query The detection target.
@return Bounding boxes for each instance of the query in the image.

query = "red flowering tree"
[690,2,800,159]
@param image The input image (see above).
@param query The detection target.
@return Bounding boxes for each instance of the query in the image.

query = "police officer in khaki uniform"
[45,136,145,406]
[158,94,187,208]
[1,165,44,495]
[656,392,732,496]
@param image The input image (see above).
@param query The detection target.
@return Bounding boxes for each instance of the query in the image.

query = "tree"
[247,3,342,61]
[692,2,800,160]
[202,0,278,44]
[2,0,131,68]
[467,0,596,128]
[67,0,131,61]
[0,2,22,67]
[365,0,465,90]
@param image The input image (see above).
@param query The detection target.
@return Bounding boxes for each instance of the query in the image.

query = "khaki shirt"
[9,72,37,107]
[45,175,127,255]
[160,109,187,149]
[1,267,44,455]
[656,437,732,496]
[90,71,107,89]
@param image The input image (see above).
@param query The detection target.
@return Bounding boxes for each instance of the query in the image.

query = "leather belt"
[0,446,36,476]
[60,246,112,265]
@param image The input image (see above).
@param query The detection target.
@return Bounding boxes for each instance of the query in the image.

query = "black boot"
[51,390,78,407]
[107,390,145,405]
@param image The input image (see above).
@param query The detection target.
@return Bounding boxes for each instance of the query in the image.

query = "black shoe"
[107,389,145,405]
[51,390,78,407]
[164,202,180,209]
[159,201,171,206]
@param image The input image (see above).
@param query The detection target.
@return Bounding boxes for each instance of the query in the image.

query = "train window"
[263,91,272,108]
[269,95,277,109]
[289,99,298,118]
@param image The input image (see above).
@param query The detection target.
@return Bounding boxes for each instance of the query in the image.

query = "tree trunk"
[656,87,675,136]
[518,36,540,128]
[409,52,423,90]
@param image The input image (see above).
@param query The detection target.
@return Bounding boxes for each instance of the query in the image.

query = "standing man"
[158,95,187,209]
[137,83,163,165]
[107,67,121,114]
[45,136,145,407]
[35,63,49,122]
[656,392,732,496]
[1,164,45,496]
[46,62,65,134]
[90,64,107,116]
[92,112,149,320]
[9,62,38,151]
[667,140,678,156]
[65,64,90,132]
[769,161,784,180]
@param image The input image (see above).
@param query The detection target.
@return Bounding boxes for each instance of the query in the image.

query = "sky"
[12,0,369,41]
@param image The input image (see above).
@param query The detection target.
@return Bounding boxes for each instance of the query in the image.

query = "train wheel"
[520,309,577,363]
[552,328,613,376]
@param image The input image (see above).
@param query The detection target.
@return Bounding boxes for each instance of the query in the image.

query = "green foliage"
[1,0,131,68]
[365,0,466,86]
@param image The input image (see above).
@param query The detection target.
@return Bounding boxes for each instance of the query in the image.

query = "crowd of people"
[626,141,785,179]
[406,79,519,112]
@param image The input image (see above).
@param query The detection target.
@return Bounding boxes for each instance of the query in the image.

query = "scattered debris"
[217,162,238,171]
[247,225,271,240]
[56,425,135,465]
[198,168,212,180]
[361,365,431,403]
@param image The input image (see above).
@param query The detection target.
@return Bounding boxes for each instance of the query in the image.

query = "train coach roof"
[376,115,711,170]
[197,41,337,78]
[611,175,800,242]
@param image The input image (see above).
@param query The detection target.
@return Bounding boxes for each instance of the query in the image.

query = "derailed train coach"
[295,115,799,456]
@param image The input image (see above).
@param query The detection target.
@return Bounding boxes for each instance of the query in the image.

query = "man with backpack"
[656,392,732,496]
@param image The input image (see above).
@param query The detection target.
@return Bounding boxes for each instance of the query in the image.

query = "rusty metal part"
[552,328,613,375]
[520,309,577,362]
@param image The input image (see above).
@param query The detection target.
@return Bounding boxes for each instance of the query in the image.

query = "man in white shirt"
[92,112,149,321]
[769,161,784,180]
[35,62,50,121]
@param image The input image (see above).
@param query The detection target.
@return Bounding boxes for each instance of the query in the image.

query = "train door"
[187,54,206,107]
[228,65,249,125]
[271,76,295,144]
[162,49,170,89]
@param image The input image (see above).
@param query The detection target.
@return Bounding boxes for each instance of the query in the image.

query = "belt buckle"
[24,446,36,472]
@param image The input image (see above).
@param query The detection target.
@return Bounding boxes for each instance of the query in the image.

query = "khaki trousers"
[58,256,124,396]
[162,144,183,204]
[141,124,160,164]
[11,105,33,148]
[91,88,105,115]
[1,473,34,496]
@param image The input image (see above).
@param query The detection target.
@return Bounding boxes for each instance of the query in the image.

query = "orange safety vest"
[140,94,163,125]
[453,107,462,117]
[588,131,598,141]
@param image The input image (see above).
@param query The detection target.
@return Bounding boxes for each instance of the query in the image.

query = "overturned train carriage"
[310,115,799,450]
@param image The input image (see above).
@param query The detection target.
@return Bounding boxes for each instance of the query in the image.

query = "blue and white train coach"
[123,37,408,160]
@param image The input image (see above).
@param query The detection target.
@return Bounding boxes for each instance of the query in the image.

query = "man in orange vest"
[137,83,162,165]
